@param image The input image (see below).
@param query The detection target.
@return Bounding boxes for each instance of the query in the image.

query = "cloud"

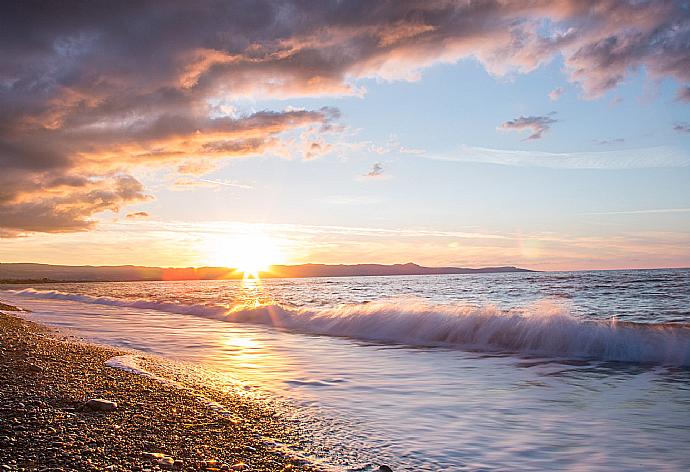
[358,162,390,181]
[197,178,254,189]
[172,177,253,190]
[674,123,690,133]
[3,1,690,234]
[0,103,339,235]
[584,208,690,216]
[4,2,689,104]
[177,160,216,175]
[548,87,565,101]
[430,144,690,169]
[126,211,150,219]
[593,138,625,145]
[367,162,385,177]
[499,114,558,140]
[676,86,690,102]
[0,175,150,236]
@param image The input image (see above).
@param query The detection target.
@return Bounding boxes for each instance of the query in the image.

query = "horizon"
[2,260,689,274]
[2,2,690,273]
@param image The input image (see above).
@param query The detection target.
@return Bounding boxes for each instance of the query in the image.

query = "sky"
[1,0,690,271]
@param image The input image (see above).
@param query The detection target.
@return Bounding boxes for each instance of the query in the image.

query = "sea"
[2,269,689,471]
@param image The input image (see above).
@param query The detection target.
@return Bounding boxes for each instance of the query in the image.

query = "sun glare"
[206,233,284,278]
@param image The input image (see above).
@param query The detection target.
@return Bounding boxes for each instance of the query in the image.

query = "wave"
[9,288,690,366]
[9,287,229,317]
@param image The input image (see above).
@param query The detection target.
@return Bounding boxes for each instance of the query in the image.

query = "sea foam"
[11,288,690,366]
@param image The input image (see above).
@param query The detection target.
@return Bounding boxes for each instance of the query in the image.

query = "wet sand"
[0,304,316,471]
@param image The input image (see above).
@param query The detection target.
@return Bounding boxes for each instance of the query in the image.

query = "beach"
[0,305,314,472]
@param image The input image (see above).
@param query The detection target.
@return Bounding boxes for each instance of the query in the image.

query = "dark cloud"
[2,0,689,234]
[499,114,558,140]
[0,175,149,236]
[674,123,690,133]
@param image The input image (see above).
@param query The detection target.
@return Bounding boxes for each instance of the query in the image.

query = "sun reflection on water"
[235,275,273,307]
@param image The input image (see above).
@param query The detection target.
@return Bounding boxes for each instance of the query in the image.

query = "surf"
[8,288,690,366]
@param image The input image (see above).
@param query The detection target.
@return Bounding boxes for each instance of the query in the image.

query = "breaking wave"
[9,288,690,366]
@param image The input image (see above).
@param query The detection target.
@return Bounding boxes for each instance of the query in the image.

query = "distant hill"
[0,262,532,283]
[268,263,532,278]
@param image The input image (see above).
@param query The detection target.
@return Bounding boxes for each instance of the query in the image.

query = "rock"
[172,460,184,470]
[377,466,393,472]
[82,398,117,412]
[231,463,247,471]
[142,452,175,468]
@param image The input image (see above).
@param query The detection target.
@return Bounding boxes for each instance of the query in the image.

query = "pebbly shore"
[0,304,318,472]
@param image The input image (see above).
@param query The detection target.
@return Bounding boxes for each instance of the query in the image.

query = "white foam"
[11,288,228,317]
[12,288,690,366]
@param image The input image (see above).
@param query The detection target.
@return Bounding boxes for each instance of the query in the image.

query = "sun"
[205,233,284,278]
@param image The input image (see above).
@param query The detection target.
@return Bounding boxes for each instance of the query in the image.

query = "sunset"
[1,1,689,471]
[203,231,286,278]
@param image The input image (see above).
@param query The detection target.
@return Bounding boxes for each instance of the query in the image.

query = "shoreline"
[0,306,316,471]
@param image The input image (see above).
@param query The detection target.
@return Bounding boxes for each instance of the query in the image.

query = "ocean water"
[2,269,690,471]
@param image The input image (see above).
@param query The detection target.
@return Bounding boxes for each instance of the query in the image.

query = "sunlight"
[205,233,284,278]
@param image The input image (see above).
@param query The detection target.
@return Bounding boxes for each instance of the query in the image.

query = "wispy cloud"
[428,144,690,170]
[584,208,690,216]
[8,219,688,271]
[323,195,380,205]
[593,138,625,145]
[125,211,150,219]
[113,220,511,242]
[548,87,564,101]
[198,179,254,189]
[174,178,254,190]
[674,122,690,133]
[499,114,558,140]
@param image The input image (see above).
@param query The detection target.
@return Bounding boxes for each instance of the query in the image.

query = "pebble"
[142,451,175,468]
[82,398,117,412]
[377,466,393,472]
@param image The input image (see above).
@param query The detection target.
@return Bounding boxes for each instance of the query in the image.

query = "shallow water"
[2,269,690,470]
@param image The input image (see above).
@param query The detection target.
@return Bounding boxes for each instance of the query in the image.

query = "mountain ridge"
[0,262,533,283]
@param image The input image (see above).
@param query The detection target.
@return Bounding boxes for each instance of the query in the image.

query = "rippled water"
[2,269,689,470]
